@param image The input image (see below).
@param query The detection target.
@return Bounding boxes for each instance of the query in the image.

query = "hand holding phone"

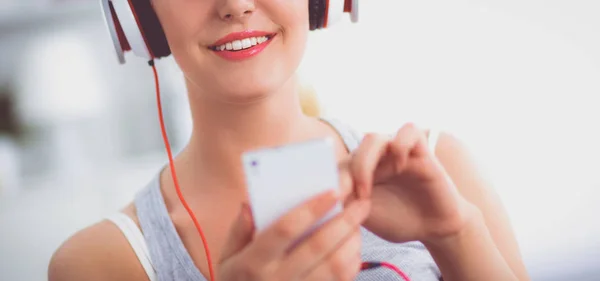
[219,188,370,281]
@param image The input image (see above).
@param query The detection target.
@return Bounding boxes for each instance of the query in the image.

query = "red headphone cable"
[149,60,217,281]
[361,261,412,281]
[149,61,411,281]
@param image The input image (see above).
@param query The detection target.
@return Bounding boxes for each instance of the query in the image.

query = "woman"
[49,0,530,280]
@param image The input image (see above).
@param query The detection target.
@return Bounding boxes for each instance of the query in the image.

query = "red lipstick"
[209,30,275,61]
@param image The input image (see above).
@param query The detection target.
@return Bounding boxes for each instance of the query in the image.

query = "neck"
[177,75,324,189]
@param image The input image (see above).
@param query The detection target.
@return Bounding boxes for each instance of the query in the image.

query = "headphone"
[100,0,360,64]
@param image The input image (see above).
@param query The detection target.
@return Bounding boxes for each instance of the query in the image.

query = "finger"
[337,159,356,204]
[350,133,391,198]
[220,203,255,262]
[246,189,341,263]
[391,123,429,162]
[298,231,363,281]
[278,200,370,279]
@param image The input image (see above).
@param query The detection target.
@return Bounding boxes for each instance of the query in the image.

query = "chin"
[209,64,294,104]
[216,78,284,104]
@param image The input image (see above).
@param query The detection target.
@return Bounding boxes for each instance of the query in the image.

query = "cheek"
[154,1,211,54]
[271,0,310,69]
[262,0,310,31]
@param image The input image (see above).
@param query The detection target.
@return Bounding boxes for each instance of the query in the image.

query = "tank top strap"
[106,213,158,281]
[319,117,363,151]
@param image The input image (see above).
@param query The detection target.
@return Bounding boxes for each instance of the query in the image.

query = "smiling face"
[151,0,310,103]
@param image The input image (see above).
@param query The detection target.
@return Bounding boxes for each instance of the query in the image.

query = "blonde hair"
[298,84,321,117]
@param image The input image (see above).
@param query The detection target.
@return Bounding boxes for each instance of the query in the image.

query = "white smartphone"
[242,137,342,234]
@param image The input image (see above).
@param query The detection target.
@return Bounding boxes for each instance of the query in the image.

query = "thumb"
[220,203,255,262]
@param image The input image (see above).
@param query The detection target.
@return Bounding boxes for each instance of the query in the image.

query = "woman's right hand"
[218,190,371,281]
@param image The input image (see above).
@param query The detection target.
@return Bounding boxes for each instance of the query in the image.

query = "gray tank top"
[134,118,442,280]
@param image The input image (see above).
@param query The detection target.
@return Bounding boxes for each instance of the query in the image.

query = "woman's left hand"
[349,123,477,244]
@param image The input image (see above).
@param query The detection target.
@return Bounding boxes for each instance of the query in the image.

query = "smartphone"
[242,137,342,234]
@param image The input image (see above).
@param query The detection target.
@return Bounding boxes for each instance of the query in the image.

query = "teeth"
[232,40,242,50]
[241,38,252,49]
[214,36,270,52]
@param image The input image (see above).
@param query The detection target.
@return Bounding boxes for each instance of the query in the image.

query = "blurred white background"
[0,0,599,280]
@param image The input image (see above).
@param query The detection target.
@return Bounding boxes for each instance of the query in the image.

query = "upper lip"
[210,30,274,47]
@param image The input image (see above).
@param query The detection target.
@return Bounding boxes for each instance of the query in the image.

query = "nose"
[218,0,255,22]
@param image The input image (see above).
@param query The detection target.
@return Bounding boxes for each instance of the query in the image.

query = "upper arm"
[433,132,530,281]
[48,220,150,281]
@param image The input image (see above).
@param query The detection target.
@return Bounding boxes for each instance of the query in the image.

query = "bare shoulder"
[48,204,149,281]
[430,131,492,193]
